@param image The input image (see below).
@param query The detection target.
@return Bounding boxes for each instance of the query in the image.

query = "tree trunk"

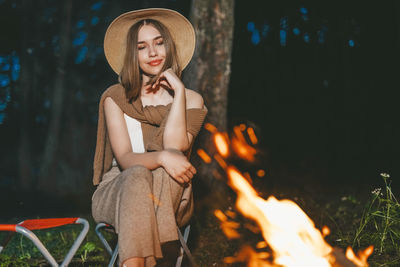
[184,0,235,187]
[38,0,73,192]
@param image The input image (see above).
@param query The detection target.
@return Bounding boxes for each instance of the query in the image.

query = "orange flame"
[345,246,374,267]
[214,209,241,239]
[231,125,257,161]
[232,137,257,162]
[214,132,230,158]
[247,127,258,145]
[256,241,268,249]
[223,167,372,267]
[197,148,212,164]
[214,154,228,169]
[204,122,218,133]
[322,226,330,237]
[224,245,273,266]
[227,166,333,266]
[257,169,266,177]
[239,124,247,131]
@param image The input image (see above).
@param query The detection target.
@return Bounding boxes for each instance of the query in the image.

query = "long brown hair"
[119,19,181,102]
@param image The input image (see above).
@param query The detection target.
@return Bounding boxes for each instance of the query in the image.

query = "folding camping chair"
[0,217,89,267]
[95,222,196,267]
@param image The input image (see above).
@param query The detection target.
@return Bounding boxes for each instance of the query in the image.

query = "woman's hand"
[158,149,196,184]
[152,68,185,94]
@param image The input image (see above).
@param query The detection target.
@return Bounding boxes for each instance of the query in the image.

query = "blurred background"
[0,0,399,219]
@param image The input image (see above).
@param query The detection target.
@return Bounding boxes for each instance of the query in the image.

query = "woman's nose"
[148,45,157,57]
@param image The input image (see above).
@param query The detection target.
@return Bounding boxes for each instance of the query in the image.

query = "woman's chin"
[142,64,164,76]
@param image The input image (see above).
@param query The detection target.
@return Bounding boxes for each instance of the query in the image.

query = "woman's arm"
[157,69,204,151]
[104,96,162,170]
[104,96,196,183]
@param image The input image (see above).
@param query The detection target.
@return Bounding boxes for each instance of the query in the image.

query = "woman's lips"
[149,59,162,66]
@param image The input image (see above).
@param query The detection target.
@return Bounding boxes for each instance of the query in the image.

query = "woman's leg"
[122,257,144,267]
[92,165,162,267]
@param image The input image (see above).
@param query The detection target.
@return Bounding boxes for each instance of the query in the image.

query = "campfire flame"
[227,166,335,266]
[200,123,373,267]
[214,132,230,158]
[232,125,256,162]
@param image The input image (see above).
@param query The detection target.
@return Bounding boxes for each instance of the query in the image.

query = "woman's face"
[137,24,166,76]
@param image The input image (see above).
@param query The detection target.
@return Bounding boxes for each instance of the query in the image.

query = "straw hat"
[104,8,195,74]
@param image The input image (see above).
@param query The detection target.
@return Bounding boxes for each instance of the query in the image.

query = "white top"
[112,114,145,167]
[123,113,145,153]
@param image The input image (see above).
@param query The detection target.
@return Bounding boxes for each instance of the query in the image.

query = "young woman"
[91,8,207,267]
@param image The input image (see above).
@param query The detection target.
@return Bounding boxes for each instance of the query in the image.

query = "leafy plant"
[353,173,400,254]
[79,241,96,263]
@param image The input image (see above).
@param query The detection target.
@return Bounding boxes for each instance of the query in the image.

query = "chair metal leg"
[95,223,118,266]
[15,226,58,267]
[60,218,89,267]
[108,243,118,267]
[95,223,113,256]
[176,224,192,267]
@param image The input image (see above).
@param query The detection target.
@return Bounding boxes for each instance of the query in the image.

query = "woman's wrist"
[157,150,165,166]
[157,149,184,166]
[173,86,185,96]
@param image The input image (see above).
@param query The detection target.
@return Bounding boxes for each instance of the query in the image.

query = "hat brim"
[104,8,195,74]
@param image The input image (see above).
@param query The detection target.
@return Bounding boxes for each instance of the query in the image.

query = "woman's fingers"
[180,173,190,183]
[152,76,161,89]
[152,69,169,87]
[189,165,196,175]
[159,79,170,87]
[173,166,195,184]
[152,68,183,92]
[152,76,170,90]
[176,177,185,184]
[185,170,193,179]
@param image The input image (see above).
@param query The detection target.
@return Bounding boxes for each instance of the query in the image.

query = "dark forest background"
[230,1,400,190]
[0,0,399,219]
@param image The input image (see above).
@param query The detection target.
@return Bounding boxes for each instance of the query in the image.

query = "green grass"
[351,173,400,265]
[317,173,400,266]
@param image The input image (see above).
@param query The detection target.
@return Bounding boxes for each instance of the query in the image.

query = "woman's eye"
[156,40,164,46]
[138,46,146,50]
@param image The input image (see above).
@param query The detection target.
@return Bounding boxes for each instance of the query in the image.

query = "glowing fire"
[202,123,373,267]
[232,125,256,162]
[227,166,332,266]
[214,132,230,158]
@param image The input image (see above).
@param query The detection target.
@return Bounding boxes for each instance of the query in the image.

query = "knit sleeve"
[186,107,208,138]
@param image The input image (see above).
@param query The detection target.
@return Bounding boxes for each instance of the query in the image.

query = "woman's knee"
[123,165,151,176]
[120,165,152,189]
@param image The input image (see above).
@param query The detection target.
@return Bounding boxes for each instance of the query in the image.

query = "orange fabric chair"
[0,217,89,267]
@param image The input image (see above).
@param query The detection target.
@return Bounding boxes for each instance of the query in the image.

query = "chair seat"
[95,222,195,267]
